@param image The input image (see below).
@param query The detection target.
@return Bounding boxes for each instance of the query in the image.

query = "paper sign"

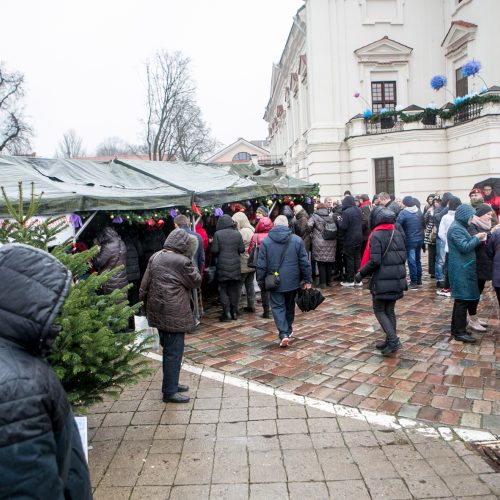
[74,416,88,462]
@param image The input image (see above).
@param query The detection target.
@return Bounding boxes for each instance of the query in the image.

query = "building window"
[371,81,397,113]
[232,152,252,161]
[455,67,468,97]
[374,157,395,194]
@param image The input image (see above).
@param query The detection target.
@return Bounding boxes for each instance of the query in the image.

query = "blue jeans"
[270,290,297,339]
[406,241,422,284]
[435,238,445,281]
[159,330,185,396]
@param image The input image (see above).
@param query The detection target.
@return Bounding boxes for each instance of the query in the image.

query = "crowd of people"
[80,182,500,402]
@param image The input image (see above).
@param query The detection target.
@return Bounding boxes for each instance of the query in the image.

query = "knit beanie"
[256,205,269,217]
[293,204,304,216]
[475,203,492,217]
[273,215,289,227]
[469,187,482,197]
[402,196,415,207]
[448,196,462,211]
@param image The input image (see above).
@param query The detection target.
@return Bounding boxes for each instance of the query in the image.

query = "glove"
[354,272,362,283]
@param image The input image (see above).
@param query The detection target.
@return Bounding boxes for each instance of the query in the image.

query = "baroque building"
[264,0,500,200]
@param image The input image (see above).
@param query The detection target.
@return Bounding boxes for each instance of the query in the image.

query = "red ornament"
[283,196,290,203]
[156,219,165,228]
[289,201,295,208]
[191,202,201,215]
[146,218,155,227]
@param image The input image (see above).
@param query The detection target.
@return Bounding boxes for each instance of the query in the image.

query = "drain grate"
[469,440,500,472]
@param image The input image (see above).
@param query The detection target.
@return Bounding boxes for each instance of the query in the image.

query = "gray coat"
[307,208,336,262]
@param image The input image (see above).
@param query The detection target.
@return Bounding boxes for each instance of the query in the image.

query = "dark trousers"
[343,245,361,282]
[219,280,241,313]
[478,279,486,295]
[496,287,500,307]
[158,330,185,396]
[241,271,256,308]
[335,240,345,278]
[427,244,436,277]
[444,253,450,289]
[451,299,478,335]
[261,290,271,311]
[317,261,333,286]
[372,298,399,344]
[270,290,297,339]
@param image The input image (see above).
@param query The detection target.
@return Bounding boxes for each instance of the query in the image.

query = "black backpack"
[322,221,337,240]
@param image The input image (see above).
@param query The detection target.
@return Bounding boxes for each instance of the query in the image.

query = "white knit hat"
[273,215,289,226]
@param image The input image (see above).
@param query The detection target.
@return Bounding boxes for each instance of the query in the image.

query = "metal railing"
[453,102,483,125]
[366,117,404,135]
[257,155,284,166]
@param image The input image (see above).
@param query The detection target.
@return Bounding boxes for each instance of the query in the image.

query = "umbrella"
[295,288,325,312]
[473,178,500,193]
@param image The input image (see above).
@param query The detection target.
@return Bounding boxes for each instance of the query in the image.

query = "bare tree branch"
[0,62,33,154]
[57,129,85,158]
[144,50,217,162]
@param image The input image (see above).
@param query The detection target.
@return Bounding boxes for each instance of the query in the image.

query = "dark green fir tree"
[0,182,151,407]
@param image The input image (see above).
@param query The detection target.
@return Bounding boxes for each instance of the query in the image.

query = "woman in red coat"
[248,216,273,318]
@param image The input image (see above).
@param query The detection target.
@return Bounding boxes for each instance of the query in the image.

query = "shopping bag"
[133,315,159,349]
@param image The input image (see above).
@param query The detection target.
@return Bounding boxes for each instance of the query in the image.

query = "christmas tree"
[0,182,151,407]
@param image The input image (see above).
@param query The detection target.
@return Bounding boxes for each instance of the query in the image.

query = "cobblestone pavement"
[88,361,500,499]
[185,276,499,433]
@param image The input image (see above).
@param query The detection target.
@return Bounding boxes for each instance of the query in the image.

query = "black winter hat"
[448,196,462,211]
[402,196,415,207]
[475,203,492,217]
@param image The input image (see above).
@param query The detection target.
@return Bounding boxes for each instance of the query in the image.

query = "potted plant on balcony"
[421,106,438,125]
[379,108,394,129]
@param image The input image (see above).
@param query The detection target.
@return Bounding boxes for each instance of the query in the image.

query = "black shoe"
[452,333,476,343]
[163,393,190,403]
[219,313,231,322]
[230,310,238,320]
[409,282,419,290]
[436,280,444,288]
[243,306,256,313]
[375,340,388,350]
[317,283,327,289]
[381,340,401,356]
[177,384,189,392]
[262,310,270,319]
[417,279,423,286]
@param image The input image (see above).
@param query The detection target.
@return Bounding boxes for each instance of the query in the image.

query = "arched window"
[232,151,252,161]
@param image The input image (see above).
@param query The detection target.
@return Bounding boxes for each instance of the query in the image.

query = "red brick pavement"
[182,276,500,433]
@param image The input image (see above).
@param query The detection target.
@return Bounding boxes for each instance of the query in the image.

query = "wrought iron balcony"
[257,155,284,166]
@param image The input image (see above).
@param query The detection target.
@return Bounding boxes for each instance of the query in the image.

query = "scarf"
[360,200,371,208]
[359,223,395,270]
[471,216,491,240]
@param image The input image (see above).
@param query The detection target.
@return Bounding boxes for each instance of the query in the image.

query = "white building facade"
[264,0,500,201]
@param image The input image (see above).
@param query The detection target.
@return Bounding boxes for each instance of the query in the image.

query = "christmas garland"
[72,184,321,226]
[365,93,500,124]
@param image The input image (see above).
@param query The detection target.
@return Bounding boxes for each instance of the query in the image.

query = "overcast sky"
[1,0,303,157]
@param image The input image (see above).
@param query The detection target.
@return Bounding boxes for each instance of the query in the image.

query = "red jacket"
[248,217,273,254]
[483,192,500,216]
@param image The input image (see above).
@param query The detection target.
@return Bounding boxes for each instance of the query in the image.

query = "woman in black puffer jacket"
[356,208,407,355]
[211,214,245,321]
[93,226,128,294]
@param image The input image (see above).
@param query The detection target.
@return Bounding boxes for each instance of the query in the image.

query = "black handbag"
[264,238,290,291]
[247,234,258,268]
[296,288,325,312]
[203,265,217,285]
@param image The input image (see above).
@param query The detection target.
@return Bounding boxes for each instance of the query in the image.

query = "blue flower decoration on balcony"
[430,75,447,91]
[480,86,488,94]
[462,60,481,77]
[379,107,390,115]
[363,109,373,119]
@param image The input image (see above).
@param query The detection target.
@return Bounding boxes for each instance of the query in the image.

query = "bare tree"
[96,136,132,156]
[0,62,33,154]
[57,129,85,158]
[145,50,217,161]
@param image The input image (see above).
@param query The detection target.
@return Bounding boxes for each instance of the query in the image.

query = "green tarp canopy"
[0,156,314,217]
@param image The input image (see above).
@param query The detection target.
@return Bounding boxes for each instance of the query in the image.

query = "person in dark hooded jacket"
[256,216,312,347]
[93,226,128,294]
[281,204,295,233]
[355,209,407,355]
[0,244,92,499]
[338,195,363,285]
[140,229,202,403]
[211,214,245,321]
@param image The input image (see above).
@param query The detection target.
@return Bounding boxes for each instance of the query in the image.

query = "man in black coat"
[174,214,204,274]
[356,209,407,355]
[339,195,363,286]
[0,244,92,499]
[211,214,245,321]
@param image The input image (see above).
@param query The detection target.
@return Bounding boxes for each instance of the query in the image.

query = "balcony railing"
[257,155,284,166]
[366,117,404,135]
[454,102,483,125]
